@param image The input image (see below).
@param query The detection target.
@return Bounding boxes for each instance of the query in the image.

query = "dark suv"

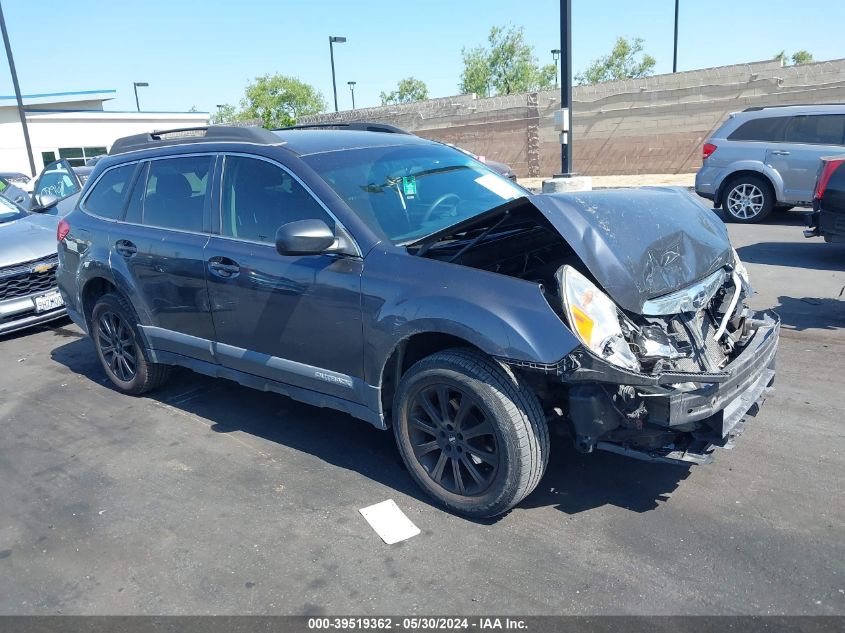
[57,126,779,517]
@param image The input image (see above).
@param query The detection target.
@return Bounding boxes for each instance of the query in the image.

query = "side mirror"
[31,194,59,212]
[275,219,336,256]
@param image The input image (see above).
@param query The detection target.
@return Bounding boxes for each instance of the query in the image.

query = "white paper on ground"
[359,499,421,544]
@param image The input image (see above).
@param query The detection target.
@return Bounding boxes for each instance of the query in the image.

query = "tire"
[392,348,549,518]
[91,293,171,395]
[722,175,774,223]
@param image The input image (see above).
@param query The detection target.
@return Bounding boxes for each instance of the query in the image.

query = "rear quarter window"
[727,116,790,142]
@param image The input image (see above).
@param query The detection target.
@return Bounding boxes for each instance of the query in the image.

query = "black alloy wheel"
[97,310,137,382]
[408,383,500,496]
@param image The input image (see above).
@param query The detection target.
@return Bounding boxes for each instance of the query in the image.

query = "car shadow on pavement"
[770,295,844,331]
[50,335,692,521]
[736,240,845,272]
[520,434,692,514]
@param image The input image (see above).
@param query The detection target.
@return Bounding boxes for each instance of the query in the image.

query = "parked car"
[0,165,80,336]
[695,104,845,223]
[0,171,33,192]
[804,155,845,242]
[0,175,31,207]
[57,126,779,517]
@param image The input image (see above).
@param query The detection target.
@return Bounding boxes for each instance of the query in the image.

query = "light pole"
[557,0,572,176]
[133,82,149,112]
[347,81,356,109]
[0,1,36,177]
[328,36,347,112]
[551,49,561,89]
[673,0,679,73]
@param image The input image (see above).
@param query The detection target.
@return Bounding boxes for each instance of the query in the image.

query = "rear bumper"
[804,210,845,242]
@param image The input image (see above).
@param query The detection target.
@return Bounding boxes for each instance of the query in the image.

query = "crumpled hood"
[0,214,59,268]
[528,187,732,314]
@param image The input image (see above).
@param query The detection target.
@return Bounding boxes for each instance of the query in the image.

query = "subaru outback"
[57,126,779,517]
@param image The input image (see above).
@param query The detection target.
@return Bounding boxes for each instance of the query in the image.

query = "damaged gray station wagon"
[57,126,780,517]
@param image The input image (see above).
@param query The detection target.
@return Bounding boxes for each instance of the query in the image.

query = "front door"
[767,114,845,203]
[204,155,365,401]
[107,154,218,362]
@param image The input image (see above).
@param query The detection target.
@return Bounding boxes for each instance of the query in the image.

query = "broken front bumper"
[559,312,780,464]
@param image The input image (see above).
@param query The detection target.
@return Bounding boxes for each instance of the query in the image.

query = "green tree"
[575,37,656,85]
[791,50,814,65]
[775,50,814,66]
[380,77,430,105]
[211,103,238,125]
[459,25,556,97]
[239,74,327,128]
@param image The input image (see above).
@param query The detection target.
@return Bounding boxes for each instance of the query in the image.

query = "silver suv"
[695,104,845,223]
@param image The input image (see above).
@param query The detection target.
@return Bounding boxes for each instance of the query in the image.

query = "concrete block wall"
[300,58,845,177]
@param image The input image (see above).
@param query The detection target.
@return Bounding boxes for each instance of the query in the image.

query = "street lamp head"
[551,49,560,61]
[134,82,149,87]
[330,36,346,43]
[347,81,356,87]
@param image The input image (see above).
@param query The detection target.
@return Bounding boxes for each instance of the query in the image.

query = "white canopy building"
[0,89,209,174]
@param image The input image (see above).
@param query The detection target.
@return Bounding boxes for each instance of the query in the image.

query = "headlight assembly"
[557,265,640,371]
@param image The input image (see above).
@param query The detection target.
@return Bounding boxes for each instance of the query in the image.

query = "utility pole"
[329,36,346,112]
[0,1,36,177]
[673,0,679,73]
[558,0,572,175]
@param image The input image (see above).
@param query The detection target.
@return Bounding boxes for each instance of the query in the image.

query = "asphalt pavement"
[0,209,843,615]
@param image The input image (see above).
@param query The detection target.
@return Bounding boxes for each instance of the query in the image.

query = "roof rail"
[276,121,410,134]
[742,103,845,112]
[109,126,281,155]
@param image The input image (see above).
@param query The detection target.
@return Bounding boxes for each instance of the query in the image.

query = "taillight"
[703,143,718,160]
[57,218,70,242]
[814,158,845,200]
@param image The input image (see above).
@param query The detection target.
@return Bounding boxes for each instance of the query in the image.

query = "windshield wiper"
[444,211,511,263]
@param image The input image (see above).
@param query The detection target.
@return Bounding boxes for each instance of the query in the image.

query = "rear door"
[203,154,365,401]
[105,154,218,362]
[767,114,845,203]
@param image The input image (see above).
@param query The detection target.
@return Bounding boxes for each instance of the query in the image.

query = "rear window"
[84,164,136,219]
[727,116,789,142]
[784,115,845,145]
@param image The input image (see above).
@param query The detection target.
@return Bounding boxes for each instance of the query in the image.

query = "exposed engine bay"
[409,192,779,465]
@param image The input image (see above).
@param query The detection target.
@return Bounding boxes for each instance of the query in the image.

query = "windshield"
[303,144,525,243]
[0,195,27,224]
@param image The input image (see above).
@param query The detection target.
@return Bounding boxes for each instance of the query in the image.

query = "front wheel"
[91,293,171,395]
[393,349,548,518]
[723,175,774,223]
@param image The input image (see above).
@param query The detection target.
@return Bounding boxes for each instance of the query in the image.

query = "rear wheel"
[393,349,548,518]
[722,175,774,223]
[91,293,171,395]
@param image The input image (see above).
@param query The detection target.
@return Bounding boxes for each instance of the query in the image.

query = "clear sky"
[1,0,843,114]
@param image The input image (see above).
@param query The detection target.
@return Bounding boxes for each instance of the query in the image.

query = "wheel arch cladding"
[81,275,117,330]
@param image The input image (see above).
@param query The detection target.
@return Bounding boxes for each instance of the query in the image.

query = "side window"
[727,116,789,142]
[221,156,333,243]
[784,115,845,145]
[84,164,136,219]
[142,156,212,232]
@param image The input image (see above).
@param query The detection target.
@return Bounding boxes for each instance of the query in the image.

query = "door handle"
[208,257,240,278]
[115,239,137,257]
[771,150,790,156]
